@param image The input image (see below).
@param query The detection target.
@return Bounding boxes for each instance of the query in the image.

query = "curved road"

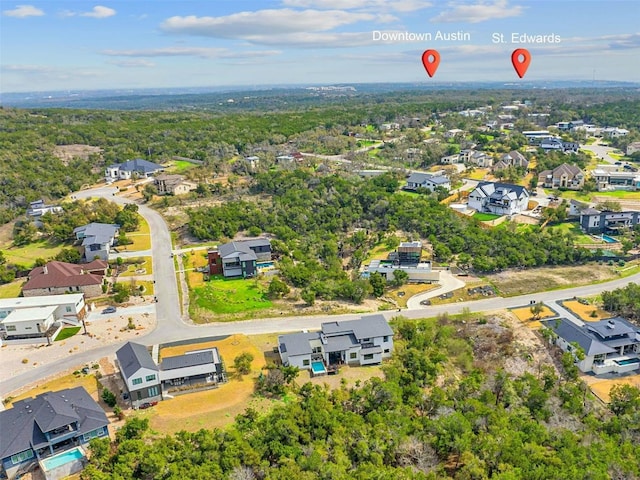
[2,185,640,396]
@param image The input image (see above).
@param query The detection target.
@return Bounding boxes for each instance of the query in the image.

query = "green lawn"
[593,191,640,200]
[55,326,81,341]
[192,276,272,314]
[356,140,378,147]
[473,212,501,221]
[1,240,70,267]
[0,280,25,298]
[118,256,154,277]
[118,216,151,251]
[168,160,198,173]
[546,223,594,245]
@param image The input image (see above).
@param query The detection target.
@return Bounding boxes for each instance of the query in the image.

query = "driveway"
[405,271,467,309]
[581,143,619,164]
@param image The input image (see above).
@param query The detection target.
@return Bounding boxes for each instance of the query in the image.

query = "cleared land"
[510,305,556,329]
[0,280,25,298]
[486,264,625,296]
[562,300,611,322]
[6,372,99,407]
[190,276,273,318]
[117,217,151,252]
[386,283,439,308]
[586,375,640,403]
[1,240,69,267]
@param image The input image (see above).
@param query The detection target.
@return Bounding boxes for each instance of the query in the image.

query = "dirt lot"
[487,264,620,296]
[584,374,640,403]
[562,300,611,322]
[510,305,556,329]
[53,144,103,165]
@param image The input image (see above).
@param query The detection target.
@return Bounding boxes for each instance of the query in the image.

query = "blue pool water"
[602,235,618,243]
[311,361,326,374]
[41,447,84,470]
[257,261,274,269]
[615,358,640,366]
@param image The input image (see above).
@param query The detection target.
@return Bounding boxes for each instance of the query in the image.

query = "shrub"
[101,388,117,407]
[234,352,254,376]
[21,358,28,364]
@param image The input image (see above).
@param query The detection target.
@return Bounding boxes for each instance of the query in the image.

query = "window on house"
[384,349,390,354]
[383,336,389,342]
[350,352,357,359]
[66,306,72,312]
[303,359,310,366]
[361,338,370,343]
[363,354,374,360]
[11,450,34,465]
[6,325,16,331]
[132,378,142,385]
[148,386,159,397]
[145,374,156,382]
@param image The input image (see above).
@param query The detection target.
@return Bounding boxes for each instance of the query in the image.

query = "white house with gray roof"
[73,222,119,261]
[105,158,164,182]
[404,172,450,192]
[0,386,109,480]
[115,342,161,408]
[468,181,530,215]
[542,317,640,375]
[278,315,394,370]
[159,348,225,389]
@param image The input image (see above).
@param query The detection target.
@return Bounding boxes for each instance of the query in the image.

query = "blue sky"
[1,0,639,92]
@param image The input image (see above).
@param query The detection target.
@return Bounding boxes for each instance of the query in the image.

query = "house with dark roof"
[22,260,107,298]
[579,208,640,234]
[538,163,585,190]
[467,181,530,215]
[207,238,272,278]
[542,317,640,375]
[73,223,119,262]
[497,151,529,169]
[105,158,164,182]
[159,348,225,390]
[404,172,451,192]
[115,342,161,408]
[0,386,109,480]
[278,315,394,370]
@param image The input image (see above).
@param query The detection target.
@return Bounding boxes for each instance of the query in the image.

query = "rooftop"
[0,294,85,311]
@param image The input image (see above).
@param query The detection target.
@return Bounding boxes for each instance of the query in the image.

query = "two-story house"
[0,386,109,480]
[73,223,119,262]
[537,163,585,190]
[154,174,197,196]
[468,181,530,216]
[26,200,63,227]
[404,172,451,192]
[207,238,272,279]
[591,165,640,191]
[579,208,640,234]
[278,315,394,371]
[116,342,162,408]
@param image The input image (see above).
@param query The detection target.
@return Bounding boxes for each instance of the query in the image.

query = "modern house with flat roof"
[26,200,62,227]
[207,238,272,278]
[542,317,640,375]
[159,348,225,390]
[0,386,109,480]
[73,223,119,262]
[278,315,394,371]
[579,208,640,234]
[591,165,640,191]
[0,294,85,340]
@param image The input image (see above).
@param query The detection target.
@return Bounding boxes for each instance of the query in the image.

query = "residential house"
[461,150,493,168]
[244,156,260,172]
[556,120,585,131]
[154,174,197,195]
[542,317,640,375]
[26,200,62,227]
[0,386,109,480]
[499,151,529,169]
[22,260,107,298]
[361,260,440,283]
[523,130,554,144]
[159,348,225,391]
[115,342,162,409]
[444,129,465,139]
[0,294,85,340]
[73,223,119,261]
[278,315,394,370]
[105,158,164,182]
[404,172,451,192]
[537,163,585,190]
[591,165,640,191]
[627,142,640,156]
[440,153,461,164]
[579,208,640,234]
[468,181,530,215]
[602,127,629,138]
[568,199,589,217]
[380,123,400,131]
[207,238,272,278]
[540,138,579,152]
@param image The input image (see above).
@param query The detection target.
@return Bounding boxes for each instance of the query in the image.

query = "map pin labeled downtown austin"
[511,48,531,78]
[421,49,441,78]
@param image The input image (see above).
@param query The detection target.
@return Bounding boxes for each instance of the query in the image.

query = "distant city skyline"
[2,0,639,92]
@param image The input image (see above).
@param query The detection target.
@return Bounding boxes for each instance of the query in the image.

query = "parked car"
[121,392,129,400]
[138,401,158,409]
[101,306,117,314]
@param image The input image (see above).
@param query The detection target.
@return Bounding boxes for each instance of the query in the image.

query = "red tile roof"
[22,260,107,291]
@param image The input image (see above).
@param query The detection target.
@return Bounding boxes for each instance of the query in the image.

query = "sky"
[1,0,639,92]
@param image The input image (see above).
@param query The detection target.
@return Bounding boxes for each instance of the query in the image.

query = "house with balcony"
[468,181,530,216]
[0,386,109,480]
[542,317,640,375]
[579,208,640,234]
[116,342,162,409]
[207,238,271,278]
[278,315,394,371]
[73,223,119,262]
[538,163,585,190]
[591,165,640,191]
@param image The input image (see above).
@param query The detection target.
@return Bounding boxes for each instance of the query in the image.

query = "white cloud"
[431,0,525,23]
[1,64,100,79]
[108,59,156,68]
[2,4,44,17]
[160,9,379,38]
[281,0,432,13]
[102,47,282,59]
[80,5,116,18]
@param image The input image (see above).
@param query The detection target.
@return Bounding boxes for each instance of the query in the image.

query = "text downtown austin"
[372,30,470,42]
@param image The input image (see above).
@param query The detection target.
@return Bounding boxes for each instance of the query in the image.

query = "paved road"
[580,143,620,165]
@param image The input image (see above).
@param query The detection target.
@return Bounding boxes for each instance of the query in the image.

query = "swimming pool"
[311,361,326,374]
[41,447,85,471]
[602,235,618,243]
[615,358,640,366]
[257,261,274,269]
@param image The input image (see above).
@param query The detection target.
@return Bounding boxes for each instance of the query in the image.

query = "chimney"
[43,265,48,275]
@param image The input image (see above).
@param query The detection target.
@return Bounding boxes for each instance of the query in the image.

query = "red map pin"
[511,48,531,78]
[421,49,440,78]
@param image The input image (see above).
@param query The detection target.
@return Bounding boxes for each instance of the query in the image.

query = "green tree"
[101,388,116,407]
[234,352,254,376]
[391,269,409,287]
[267,277,290,299]
[369,272,385,297]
